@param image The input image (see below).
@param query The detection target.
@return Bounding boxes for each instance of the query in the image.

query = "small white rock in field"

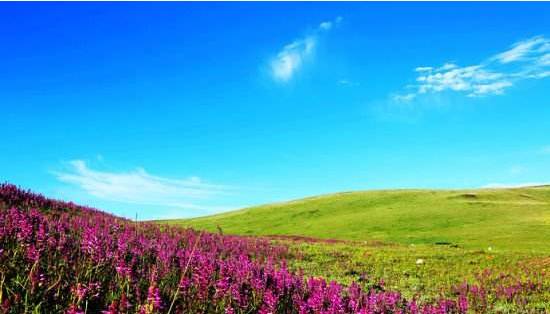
[416,258,424,265]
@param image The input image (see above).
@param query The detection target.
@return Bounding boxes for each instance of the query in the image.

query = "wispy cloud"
[493,36,549,64]
[270,17,342,82]
[337,79,359,87]
[270,37,316,82]
[53,160,234,212]
[391,93,417,102]
[393,36,550,102]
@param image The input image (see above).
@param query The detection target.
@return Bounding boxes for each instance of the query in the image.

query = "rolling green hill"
[160,186,550,252]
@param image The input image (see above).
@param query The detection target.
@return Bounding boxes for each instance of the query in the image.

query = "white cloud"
[271,36,316,82]
[54,160,233,212]
[469,80,512,97]
[392,93,416,102]
[538,53,550,66]
[528,71,550,79]
[437,63,458,71]
[393,35,550,102]
[493,36,548,63]
[319,21,333,31]
[414,65,509,97]
[415,66,433,72]
[338,79,359,86]
[270,17,342,82]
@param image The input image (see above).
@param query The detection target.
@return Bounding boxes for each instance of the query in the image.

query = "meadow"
[164,186,550,313]
[1,183,549,313]
[164,187,550,252]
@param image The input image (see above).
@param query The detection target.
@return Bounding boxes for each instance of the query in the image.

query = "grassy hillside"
[160,186,550,252]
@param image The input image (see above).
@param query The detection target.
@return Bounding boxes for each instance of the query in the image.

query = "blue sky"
[1,3,550,220]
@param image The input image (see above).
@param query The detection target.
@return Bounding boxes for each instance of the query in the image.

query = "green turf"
[282,240,548,302]
[159,186,550,253]
[159,186,550,310]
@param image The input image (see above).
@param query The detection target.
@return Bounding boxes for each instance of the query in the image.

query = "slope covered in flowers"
[0,183,547,313]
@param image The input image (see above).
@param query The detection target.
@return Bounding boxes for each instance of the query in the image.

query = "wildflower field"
[1,183,549,313]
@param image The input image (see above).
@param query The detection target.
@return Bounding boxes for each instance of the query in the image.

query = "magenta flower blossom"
[0,183,547,313]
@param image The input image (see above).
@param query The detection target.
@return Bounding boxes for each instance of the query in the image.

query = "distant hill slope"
[160,186,550,252]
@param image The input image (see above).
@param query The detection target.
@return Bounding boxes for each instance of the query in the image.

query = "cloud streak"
[493,36,549,64]
[270,17,342,82]
[54,160,234,212]
[393,36,550,101]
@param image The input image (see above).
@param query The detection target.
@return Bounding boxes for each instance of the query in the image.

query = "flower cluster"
[0,183,546,313]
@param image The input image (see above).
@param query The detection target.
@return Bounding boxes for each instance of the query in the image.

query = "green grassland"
[159,186,550,310]
[281,240,549,306]
[160,186,550,252]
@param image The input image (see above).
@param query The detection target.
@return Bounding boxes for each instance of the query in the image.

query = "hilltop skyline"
[1,2,550,219]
